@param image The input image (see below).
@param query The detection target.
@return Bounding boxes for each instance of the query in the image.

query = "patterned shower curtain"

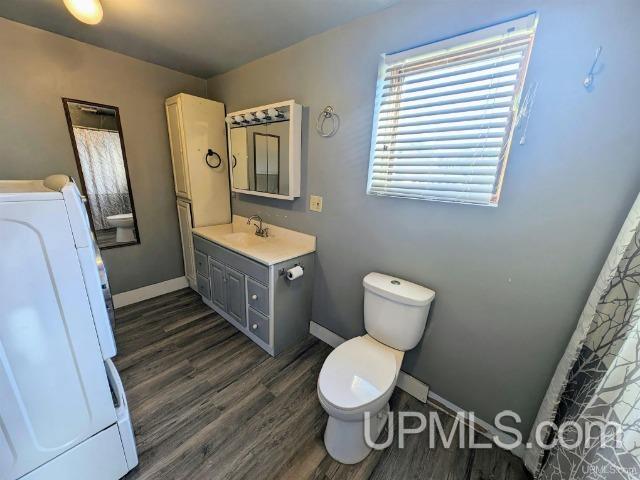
[524,195,640,479]
[73,127,131,230]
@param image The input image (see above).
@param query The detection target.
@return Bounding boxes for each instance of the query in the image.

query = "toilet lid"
[318,336,398,411]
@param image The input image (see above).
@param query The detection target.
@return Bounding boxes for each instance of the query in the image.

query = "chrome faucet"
[247,215,269,237]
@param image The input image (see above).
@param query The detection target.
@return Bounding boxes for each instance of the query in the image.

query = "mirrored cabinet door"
[227,100,301,200]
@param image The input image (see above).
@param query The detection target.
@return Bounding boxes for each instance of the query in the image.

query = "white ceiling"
[0,0,400,78]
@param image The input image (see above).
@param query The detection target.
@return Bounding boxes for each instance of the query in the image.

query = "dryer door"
[0,199,116,480]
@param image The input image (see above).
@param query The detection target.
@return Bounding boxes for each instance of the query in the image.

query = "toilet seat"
[106,213,133,227]
[318,336,400,413]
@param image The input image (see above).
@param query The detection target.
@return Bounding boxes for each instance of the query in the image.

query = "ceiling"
[0,0,400,78]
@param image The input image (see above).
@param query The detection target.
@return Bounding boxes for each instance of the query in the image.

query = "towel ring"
[316,106,340,137]
[205,149,222,168]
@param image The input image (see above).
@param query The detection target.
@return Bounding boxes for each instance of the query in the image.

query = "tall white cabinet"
[165,93,231,289]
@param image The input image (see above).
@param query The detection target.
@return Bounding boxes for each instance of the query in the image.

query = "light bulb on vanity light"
[234,115,245,124]
[63,0,104,25]
[255,111,266,121]
[244,113,257,123]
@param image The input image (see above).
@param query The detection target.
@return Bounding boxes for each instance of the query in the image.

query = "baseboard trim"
[309,321,344,348]
[112,276,190,308]
[427,391,525,459]
[308,320,523,459]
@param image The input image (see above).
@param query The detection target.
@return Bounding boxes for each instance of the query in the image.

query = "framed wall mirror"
[62,98,140,249]
[226,100,301,200]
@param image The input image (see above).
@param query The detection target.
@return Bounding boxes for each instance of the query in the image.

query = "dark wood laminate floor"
[115,288,531,480]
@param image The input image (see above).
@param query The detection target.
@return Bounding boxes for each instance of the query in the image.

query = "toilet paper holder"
[279,262,304,277]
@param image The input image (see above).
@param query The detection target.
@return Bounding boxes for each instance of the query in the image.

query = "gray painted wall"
[0,17,206,294]
[208,0,640,434]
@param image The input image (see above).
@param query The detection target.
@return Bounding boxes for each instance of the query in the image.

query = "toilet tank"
[363,272,435,351]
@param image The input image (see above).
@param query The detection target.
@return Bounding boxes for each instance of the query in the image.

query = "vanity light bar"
[225,108,287,125]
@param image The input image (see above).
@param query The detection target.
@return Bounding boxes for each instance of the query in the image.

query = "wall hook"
[583,46,602,90]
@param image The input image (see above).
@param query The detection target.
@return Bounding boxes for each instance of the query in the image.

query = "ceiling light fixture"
[63,0,104,25]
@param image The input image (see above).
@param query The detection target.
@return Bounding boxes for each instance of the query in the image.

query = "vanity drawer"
[196,273,211,299]
[195,250,208,277]
[248,307,270,344]
[193,234,269,285]
[247,278,269,316]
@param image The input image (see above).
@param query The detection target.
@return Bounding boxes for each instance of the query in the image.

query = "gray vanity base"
[193,233,314,356]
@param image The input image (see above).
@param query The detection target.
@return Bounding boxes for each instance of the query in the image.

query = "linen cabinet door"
[176,199,195,288]
[165,99,191,199]
[209,258,227,312]
[225,266,246,328]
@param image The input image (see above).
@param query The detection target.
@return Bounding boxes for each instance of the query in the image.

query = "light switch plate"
[309,195,323,212]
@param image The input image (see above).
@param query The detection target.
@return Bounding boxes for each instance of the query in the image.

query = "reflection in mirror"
[230,127,249,190]
[62,99,139,248]
[254,133,279,193]
[229,105,290,196]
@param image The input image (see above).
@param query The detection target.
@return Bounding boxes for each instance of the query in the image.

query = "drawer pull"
[251,294,258,300]
[252,324,258,330]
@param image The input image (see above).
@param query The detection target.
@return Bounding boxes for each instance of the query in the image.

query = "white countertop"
[192,215,316,266]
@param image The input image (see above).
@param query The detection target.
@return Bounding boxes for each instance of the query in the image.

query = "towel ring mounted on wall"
[205,149,222,168]
[316,106,340,137]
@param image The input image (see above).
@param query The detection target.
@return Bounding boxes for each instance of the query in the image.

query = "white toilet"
[106,212,135,242]
[317,272,435,464]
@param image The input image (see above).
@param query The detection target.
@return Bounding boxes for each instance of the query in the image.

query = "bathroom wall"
[208,0,640,435]
[0,17,206,293]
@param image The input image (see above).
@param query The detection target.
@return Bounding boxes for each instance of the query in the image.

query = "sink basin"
[221,231,264,246]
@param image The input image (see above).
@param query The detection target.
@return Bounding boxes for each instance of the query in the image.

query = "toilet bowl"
[317,272,435,464]
[318,335,403,464]
[106,213,135,243]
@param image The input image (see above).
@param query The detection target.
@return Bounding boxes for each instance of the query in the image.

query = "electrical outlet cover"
[310,195,323,212]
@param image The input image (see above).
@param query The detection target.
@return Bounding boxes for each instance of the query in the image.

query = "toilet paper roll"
[286,265,304,281]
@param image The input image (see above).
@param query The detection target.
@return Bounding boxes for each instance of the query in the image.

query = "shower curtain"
[73,127,131,230]
[524,194,640,479]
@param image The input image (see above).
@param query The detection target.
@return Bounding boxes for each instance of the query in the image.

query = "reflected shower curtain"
[73,127,131,230]
[525,194,640,479]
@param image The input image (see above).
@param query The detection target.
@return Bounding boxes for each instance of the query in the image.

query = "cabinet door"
[225,267,246,327]
[165,100,191,199]
[176,200,195,288]
[209,258,227,311]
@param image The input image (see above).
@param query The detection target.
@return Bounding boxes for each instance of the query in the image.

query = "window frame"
[366,14,538,207]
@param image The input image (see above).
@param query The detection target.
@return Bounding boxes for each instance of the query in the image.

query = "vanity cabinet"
[192,233,314,356]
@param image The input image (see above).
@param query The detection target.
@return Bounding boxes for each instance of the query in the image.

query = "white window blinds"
[367,15,538,206]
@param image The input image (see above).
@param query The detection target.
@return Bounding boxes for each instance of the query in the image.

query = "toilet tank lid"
[363,272,435,307]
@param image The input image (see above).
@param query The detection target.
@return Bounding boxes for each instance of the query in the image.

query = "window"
[367,14,538,206]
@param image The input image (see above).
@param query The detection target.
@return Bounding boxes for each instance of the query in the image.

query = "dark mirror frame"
[62,98,140,249]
